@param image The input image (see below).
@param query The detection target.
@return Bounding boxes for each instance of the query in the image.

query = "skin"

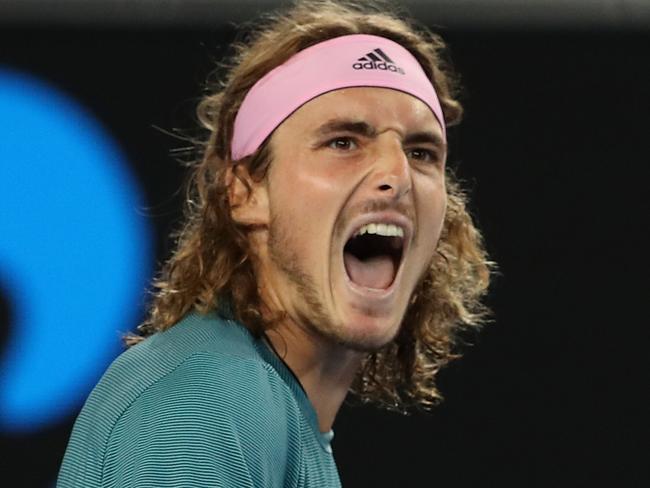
[230,87,447,431]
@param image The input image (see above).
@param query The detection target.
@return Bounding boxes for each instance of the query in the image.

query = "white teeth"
[355,223,404,238]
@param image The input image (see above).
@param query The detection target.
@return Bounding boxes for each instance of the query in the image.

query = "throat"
[343,251,396,289]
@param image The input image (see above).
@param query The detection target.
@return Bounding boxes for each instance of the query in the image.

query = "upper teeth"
[355,223,404,238]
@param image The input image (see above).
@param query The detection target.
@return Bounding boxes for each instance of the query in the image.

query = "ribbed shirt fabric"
[56,311,342,487]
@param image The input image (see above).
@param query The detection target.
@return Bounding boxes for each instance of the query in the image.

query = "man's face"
[250,87,447,352]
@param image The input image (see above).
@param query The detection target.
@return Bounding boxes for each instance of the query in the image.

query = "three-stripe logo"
[352,48,405,74]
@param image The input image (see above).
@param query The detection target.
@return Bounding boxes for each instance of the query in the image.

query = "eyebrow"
[314,118,446,151]
[403,132,447,152]
[315,119,377,138]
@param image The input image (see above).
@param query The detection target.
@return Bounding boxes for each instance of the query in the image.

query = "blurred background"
[0,1,648,486]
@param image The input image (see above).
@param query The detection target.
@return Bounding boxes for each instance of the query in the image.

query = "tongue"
[344,252,396,289]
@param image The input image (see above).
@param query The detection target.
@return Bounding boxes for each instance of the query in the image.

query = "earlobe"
[227,164,269,226]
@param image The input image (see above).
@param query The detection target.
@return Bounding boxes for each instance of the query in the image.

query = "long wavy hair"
[127,0,493,412]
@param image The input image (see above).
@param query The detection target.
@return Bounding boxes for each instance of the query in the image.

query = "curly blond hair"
[127,0,493,412]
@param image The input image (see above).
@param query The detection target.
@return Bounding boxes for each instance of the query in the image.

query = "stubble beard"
[267,211,401,353]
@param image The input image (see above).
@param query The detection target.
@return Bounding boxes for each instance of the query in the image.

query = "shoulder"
[101,351,300,486]
[93,311,300,431]
[108,350,299,449]
[89,312,272,411]
[60,313,302,487]
[121,350,297,426]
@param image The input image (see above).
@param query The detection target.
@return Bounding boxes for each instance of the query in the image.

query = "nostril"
[379,184,392,191]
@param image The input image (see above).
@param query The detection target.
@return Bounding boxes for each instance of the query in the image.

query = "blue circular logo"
[0,67,153,432]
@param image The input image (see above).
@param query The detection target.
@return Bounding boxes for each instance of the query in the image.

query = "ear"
[226,164,269,227]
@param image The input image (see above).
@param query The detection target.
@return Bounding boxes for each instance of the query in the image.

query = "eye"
[327,137,358,151]
[406,147,439,163]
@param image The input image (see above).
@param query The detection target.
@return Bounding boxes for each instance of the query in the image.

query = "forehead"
[278,86,442,137]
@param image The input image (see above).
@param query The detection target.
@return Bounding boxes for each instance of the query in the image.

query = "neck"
[265,324,363,433]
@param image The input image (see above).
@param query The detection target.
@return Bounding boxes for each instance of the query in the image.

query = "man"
[57,1,491,486]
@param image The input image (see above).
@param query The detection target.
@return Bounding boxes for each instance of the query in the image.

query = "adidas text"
[352,61,405,75]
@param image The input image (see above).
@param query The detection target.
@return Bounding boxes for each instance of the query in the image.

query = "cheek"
[269,163,350,256]
[296,162,352,196]
[416,182,448,249]
[434,195,448,237]
[415,194,447,267]
[280,160,354,221]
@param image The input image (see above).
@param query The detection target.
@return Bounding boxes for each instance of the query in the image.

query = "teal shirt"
[57,312,342,487]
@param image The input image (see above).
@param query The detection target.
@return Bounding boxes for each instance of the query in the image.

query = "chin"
[326,311,403,353]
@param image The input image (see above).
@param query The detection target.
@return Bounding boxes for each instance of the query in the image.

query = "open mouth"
[343,224,405,290]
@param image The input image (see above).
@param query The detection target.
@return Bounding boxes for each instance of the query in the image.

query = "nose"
[370,135,411,200]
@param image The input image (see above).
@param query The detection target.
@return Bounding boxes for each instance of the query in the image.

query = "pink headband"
[231,34,445,160]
